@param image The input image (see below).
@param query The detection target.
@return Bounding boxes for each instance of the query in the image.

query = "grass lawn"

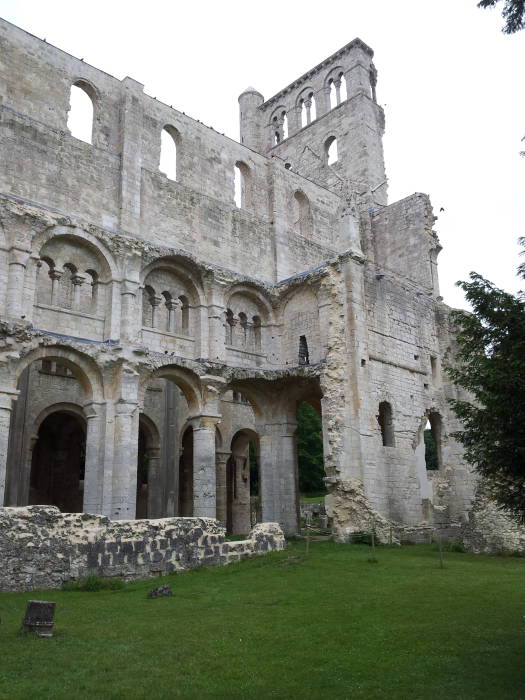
[0,542,524,700]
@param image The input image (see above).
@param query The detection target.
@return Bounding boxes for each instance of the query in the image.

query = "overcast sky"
[1,0,523,309]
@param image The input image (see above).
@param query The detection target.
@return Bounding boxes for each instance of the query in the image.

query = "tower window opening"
[424,414,442,471]
[325,136,338,165]
[67,82,94,144]
[282,111,288,139]
[377,401,395,447]
[329,80,337,109]
[234,161,251,209]
[299,335,309,365]
[159,126,179,180]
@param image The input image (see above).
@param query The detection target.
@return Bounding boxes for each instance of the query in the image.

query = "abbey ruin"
[0,18,479,551]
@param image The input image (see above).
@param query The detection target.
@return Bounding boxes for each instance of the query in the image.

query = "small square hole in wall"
[424,383,429,389]
[414,354,419,360]
[361,359,366,366]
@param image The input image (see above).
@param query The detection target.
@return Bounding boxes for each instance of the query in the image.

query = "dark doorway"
[29,410,86,512]
[178,426,193,515]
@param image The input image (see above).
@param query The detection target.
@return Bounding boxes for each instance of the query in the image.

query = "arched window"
[272,116,281,145]
[377,402,395,447]
[234,161,251,209]
[424,413,442,470]
[238,312,248,347]
[59,263,77,310]
[329,80,337,109]
[67,81,94,144]
[300,92,316,127]
[79,269,98,314]
[293,190,313,236]
[325,136,338,165]
[282,111,288,139]
[301,99,307,128]
[339,73,348,101]
[299,335,309,365]
[159,126,179,181]
[142,285,156,328]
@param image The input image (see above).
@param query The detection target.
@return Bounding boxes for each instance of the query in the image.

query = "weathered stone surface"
[462,489,525,555]
[147,584,173,599]
[0,507,285,592]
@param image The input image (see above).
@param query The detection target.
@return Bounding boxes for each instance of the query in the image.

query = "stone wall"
[0,506,285,592]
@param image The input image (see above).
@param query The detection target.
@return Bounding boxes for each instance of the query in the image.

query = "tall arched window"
[325,136,338,165]
[282,111,288,140]
[329,80,337,109]
[178,295,189,334]
[339,74,348,101]
[424,413,442,470]
[299,335,309,365]
[159,126,179,181]
[377,402,395,447]
[234,161,252,209]
[293,190,313,236]
[67,81,95,144]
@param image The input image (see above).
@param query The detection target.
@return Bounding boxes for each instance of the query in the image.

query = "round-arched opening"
[226,428,260,535]
[29,409,86,512]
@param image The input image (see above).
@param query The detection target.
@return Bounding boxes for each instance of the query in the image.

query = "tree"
[447,240,525,520]
[477,0,525,34]
[296,402,325,495]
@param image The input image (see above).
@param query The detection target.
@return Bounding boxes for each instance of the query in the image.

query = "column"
[49,268,62,306]
[0,392,14,507]
[304,98,312,125]
[111,399,139,519]
[71,274,85,311]
[215,451,230,526]
[119,77,144,235]
[257,421,299,535]
[192,416,218,519]
[150,296,161,328]
[6,248,30,319]
[82,401,107,514]
[120,279,140,342]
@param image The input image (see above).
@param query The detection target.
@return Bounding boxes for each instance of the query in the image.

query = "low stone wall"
[0,506,285,592]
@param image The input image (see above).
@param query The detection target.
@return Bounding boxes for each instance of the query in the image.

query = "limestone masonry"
[1,17,506,562]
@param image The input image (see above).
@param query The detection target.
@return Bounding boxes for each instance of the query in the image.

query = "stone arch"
[67,79,99,144]
[142,364,202,415]
[140,256,204,305]
[12,344,104,402]
[35,227,117,280]
[226,427,260,535]
[30,401,87,440]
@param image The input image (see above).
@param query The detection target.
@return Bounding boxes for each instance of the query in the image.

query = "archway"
[179,426,193,516]
[226,429,260,535]
[136,414,161,519]
[29,409,86,512]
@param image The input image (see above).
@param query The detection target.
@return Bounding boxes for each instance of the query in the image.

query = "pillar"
[0,392,15,507]
[82,401,107,514]
[120,279,140,342]
[119,77,144,235]
[111,399,139,519]
[258,421,299,535]
[215,451,230,526]
[6,248,30,319]
[191,416,218,518]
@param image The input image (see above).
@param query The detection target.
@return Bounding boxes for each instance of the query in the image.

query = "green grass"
[299,493,326,503]
[0,542,524,699]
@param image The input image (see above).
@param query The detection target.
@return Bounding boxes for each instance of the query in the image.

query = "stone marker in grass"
[22,600,55,637]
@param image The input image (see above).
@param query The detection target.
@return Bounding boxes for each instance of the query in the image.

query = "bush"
[62,574,125,592]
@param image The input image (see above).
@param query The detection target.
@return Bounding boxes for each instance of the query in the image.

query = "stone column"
[49,268,62,306]
[82,401,107,514]
[191,416,218,519]
[71,274,85,311]
[0,392,15,507]
[304,98,312,125]
[215,450,230,526]
[119,77,144,235]
[257,421,299,535]
[287,106,301,136]
[120,279,140,342]
[111,399,139,520]
[6,248,30,319]
[315,86,331,117]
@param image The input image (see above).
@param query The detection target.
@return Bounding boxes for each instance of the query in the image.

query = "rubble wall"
[0,506,285,592]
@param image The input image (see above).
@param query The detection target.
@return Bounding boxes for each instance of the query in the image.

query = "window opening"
[160,126,178,180]
[299,335,309,365]
[326,136,338,165]
[67,82,94,144]
[377,401,395,447]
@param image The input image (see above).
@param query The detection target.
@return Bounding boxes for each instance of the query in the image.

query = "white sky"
[1,0,523,309]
